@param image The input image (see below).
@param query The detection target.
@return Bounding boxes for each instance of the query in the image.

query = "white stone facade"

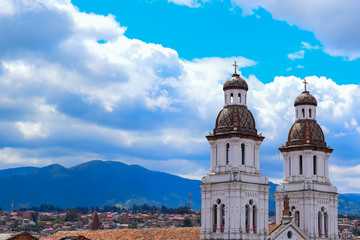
[275,92,339,240]
[201,72,270,240]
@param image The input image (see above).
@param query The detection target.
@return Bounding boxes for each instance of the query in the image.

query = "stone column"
[232,138,240,168]
[255,142,261,170]
[283,153,289,179]
[209,141,216,172]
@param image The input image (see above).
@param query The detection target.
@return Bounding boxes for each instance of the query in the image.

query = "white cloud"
[297,65,304,69]
[231,0,360,60]
[16,122,48,139]
[168,0,206,8]
[1,0,360,191]
[287,50,305,60]
[330,164,360,193]
[301,41,319,50]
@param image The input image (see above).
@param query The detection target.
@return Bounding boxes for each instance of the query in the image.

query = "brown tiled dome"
[223,73,248,91]
[286,119,326,148]
[294,91,317,107]
[214,105,257,136]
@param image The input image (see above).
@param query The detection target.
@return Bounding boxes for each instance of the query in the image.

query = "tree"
[65,208,80,222]
[182,218,193,227]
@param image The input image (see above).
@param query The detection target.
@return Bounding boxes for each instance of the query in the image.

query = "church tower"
[275,80,338,240]
[200,63,270,240]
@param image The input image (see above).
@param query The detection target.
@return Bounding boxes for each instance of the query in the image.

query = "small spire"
[283,194,290,216]
[233,61,239,75]
[303,78,308,92]
[91,212,101,230]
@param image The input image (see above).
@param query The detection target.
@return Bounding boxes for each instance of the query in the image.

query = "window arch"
[324,212,328,237]
[221,204,225,232]
[213,204,217,233]
[309,109,312,118]
[241,143,245,165]
[295,211,300,227]
[296,109,298,118]
[299,155,303,175]
[245,205,249,233]
[253,205,257,233]
[230,93,234,103]
[226,143,230,165]
[302,108,305,118]
[318,212,322,237]
[313,155,317,175]
[238,93,241,103]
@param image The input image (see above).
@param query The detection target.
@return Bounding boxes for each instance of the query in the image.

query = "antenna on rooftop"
[188,192,192,212]
[11,200,13,213]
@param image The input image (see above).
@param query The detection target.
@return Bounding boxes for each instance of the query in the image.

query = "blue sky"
[1,0,360,193]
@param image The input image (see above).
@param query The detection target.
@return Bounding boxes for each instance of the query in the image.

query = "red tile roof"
[52,227,200,240]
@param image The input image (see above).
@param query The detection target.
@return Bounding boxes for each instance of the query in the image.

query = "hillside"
[0,161,359,215]
[0,160,201,211]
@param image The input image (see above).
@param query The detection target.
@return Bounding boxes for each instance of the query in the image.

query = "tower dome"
[214,105,257,136]
[223,73,248,91]
[294,91,317,107]
[286,119,326,148]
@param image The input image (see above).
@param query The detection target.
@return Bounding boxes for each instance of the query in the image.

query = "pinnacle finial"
[233,61,239,75]
[303,78,308,92]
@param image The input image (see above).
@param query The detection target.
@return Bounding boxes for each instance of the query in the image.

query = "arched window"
[309,109,312,118]
[302,108,305,118]
[313,155,317,175]
[296,109,298,118]
[295,211,300,227]
[318,212,322,237]
[324,212,328,237]
[213,205,217,232]
[226,143,230,165]
[230,93,234,103]
[299,155,303,175]
[245,205,249,233]
[238,93,241,103]
[241,143,245,165]
[221,204,225,232]
[253,205,257,233]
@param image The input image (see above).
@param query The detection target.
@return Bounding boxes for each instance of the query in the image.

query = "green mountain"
[0,161,358,215]
[0,160,201,211]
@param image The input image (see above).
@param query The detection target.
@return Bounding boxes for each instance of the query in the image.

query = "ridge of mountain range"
[0,160,358,215]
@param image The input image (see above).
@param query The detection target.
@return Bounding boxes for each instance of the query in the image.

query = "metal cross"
[303,79,308,91]
[233,61,239,74]
[282,185,286,201]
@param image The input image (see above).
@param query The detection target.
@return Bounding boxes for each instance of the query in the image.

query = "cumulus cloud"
[16,122,48,139]
[287,50,305,60]
[1,0,360,191]
[330,164,360,193]
[231,0,360,60]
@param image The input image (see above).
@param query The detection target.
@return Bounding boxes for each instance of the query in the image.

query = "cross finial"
[282,185,286,201]
[303,79,308,92]
[233,61,239,74]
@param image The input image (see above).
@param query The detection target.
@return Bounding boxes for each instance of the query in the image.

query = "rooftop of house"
[52,227,201,240]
